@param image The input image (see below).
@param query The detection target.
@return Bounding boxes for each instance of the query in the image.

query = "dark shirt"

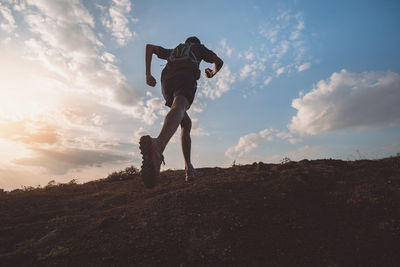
[158,44,216,81]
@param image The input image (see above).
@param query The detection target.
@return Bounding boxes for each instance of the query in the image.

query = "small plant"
[45,180,58,189]
[124,166,139,176]
[22,186,36,191]
[280,157,291,165]
[68,179,78,185]
[106,165,139,181]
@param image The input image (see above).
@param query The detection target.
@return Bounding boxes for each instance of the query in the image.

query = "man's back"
[158,43,218,82]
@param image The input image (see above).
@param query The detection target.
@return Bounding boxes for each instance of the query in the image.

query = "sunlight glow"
[0,49,61,121]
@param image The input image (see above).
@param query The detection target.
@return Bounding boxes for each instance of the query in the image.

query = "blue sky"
[0,0,399,190]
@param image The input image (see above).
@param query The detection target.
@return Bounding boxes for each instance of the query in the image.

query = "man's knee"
[171,95,189,111]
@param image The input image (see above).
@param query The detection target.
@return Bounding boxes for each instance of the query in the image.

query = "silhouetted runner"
[140,36,223,188]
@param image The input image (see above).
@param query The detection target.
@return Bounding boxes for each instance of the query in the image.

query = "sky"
[0,0,399,190]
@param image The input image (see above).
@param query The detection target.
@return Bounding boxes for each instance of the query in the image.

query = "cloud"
[0,119,59,145]
[101,0,135,46]
[0,0,149,190]
[240,64,252,79]
[263,76,272,86]
[225,128,301,159]
[219,39,233,57]
[132,127,149,143]
[240,61,265,80]
[272,40,290,60]
[191,118,210,136]
[297,62,311,72]
[289,70,400,136]
[0,3,16,33]
[235,11,312,89]
[14,147,130,174]
[289,30,300,41]
[276,67,285,76]
[0,0,158,129]
[6,0,141,109]
[198,64,236,100]
[132,95,168,125]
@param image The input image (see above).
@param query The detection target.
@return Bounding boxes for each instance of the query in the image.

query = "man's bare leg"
[157,95,189,152]
[139,95,188,188]
[180,112,192,170]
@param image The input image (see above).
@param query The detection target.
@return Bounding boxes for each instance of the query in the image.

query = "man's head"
[185,36,201,44]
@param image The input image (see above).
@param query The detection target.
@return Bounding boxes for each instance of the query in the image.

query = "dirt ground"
[1,157,400,266]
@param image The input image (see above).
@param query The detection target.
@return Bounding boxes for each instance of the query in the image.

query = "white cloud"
[13,0,142,109]
[198,64,236,100]
[289,70,400,136]
[225,128,301,159]
[239,61,265,80]
[0,3,16,33]
[132,96,167,125]
[240,64,252,79]
[272,40,290,60]
[276,67,285,76]
[101,0,135,46]
[263,76,272,86]
[0,1,148,189]
[245,51,254,60]
[189,99,207,114]
[237,11,311,89]
[296,13,305,30]
[219,39,233,57]
[289,30,300,40]
[260,24,279,43]
[132,127,149,143]
[14,147,130,175]
[297,62,311,72]
[191,118,210,136]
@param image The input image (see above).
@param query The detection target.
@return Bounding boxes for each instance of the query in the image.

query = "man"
[140,36,223,188]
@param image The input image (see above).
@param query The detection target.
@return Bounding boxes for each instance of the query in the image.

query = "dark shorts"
[161,73,197,108]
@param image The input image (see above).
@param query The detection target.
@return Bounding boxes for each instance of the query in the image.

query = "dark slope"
[1,157,400,266]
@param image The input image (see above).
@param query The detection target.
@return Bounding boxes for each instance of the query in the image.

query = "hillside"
[1,157,400,266]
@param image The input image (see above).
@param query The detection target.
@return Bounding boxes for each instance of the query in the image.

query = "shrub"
[106,165,139,181]
[68,179,78,185]
[280,157,291,165]
[45,180,58,189]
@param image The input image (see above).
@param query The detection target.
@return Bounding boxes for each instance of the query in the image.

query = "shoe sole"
[139,135,156,188]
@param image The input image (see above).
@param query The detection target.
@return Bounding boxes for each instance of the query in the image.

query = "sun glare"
[0,50,60,122]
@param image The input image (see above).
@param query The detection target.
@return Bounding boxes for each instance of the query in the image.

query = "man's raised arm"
[145,44,159,87]
[146,44,169,87]
[205,54,224,78]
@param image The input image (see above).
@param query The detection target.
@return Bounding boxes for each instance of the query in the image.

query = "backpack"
[165,43,200,79]
[168,43,199,65]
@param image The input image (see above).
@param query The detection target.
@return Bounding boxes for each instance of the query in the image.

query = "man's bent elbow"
[216,57,224,70]
[146,44,156,52]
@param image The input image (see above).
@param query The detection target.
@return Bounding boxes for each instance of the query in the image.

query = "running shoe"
[139,135,164,188]
[185,165,195,182]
